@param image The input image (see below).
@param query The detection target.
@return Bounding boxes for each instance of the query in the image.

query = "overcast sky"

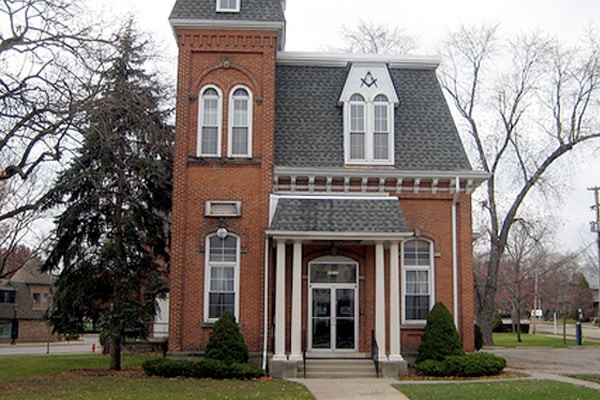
[97,0,600,253]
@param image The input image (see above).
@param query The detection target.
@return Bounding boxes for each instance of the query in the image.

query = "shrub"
[415,353,506,377]
[414,359,447,377]
[142,358,194,378]
[142,357,265,380]
[474,324,483,351]
[445,353,506,377]
[492,314,503,332]
[205,311,249,365]
[416,302,465,363]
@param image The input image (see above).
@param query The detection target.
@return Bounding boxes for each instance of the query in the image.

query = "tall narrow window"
[205,233,239,321]
[349,94,366,160]
[198,86,222,157]
[403,239,433,322]
[216,0,240,12]
[373,95,389,160]
[229,87,252,157]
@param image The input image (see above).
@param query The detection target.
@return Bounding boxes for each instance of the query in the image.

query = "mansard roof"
[274,54,473,172]
[170,0,285,24]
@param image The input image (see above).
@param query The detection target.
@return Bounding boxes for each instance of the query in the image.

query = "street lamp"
[10,303,18,345]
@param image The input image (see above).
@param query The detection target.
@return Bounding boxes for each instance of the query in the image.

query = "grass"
[395,380,600,400]
[0,354,314,400]
[491,332,600,348]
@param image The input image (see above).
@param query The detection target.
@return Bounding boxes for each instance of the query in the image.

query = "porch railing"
[371,330,380,378]
[302,328,307,378]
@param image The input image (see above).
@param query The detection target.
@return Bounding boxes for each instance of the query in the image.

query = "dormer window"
[216,0,240,12]
[340,64,399,165]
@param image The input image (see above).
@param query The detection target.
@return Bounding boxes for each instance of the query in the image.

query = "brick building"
[0,261,55,343]
[167,0,488,377]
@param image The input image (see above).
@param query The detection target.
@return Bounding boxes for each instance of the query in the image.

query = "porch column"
[389,241,404,361]
[289,240,303,361]
[273,239,287,361]
[375,242,388,360]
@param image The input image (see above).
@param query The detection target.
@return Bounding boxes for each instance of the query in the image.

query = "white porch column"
[375,242,388,360]
[389,241,404,361]
[273,240,287,361]
[289,240,303,361]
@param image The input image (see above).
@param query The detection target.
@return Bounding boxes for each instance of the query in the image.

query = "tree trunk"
[109,334,122,371]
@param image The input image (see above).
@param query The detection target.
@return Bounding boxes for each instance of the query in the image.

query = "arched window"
[373,94,390,160]
[345,93,393,164]
[349,94,366,160]
[228,86,253,157]
[198,86,223,157]
[204,232,240,321]
[403,239,434,322]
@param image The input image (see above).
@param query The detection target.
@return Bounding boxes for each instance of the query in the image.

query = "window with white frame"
[216,0,240,12]
[205,233,239,321]
[198,86,222,157]
[228,86,252,157]
[403,239,433,322]
[345,92,393,164]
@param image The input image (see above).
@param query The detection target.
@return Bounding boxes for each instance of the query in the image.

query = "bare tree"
[0,0,107,268]
[439,25,600,344]
[341,19,417,54]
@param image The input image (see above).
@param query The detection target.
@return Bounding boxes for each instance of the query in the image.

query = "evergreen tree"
[42,21,173,371]
[416,302,465,364]
[205,311,249,365]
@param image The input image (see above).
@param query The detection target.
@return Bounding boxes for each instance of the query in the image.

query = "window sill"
[188,156,262,167]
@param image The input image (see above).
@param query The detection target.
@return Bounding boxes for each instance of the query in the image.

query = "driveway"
[488,346,600,375]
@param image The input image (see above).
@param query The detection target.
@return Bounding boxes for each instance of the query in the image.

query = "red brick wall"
[169,28,278,353]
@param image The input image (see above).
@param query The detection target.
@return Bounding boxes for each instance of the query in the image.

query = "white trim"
[401,238,435,325]
[274,166,490,184]
[203,233,241,323]
[277,51,441,69]
[452,177,460,328]
[216,0,240,13]
[227,85,253,158]
[267,231,412,241]
[308,256,359,353]
[197,85,223,157]
[170,18,285,32]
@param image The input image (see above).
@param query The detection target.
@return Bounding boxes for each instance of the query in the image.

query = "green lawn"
[396,380,600,400]
[492,333,600,348]
[0,354,314,400]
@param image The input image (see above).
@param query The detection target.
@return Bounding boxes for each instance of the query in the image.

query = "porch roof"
[267,197,411,239]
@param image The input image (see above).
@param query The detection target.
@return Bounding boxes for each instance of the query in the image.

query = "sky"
[97,0,600,254]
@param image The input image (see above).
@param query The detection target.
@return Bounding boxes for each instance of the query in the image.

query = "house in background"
[0,261,56,343]
[167,0,488,377]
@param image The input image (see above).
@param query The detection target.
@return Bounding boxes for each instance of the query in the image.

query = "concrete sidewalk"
[290,378,409,400]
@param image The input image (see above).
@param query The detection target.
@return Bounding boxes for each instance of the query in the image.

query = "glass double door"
[310,285,357,351]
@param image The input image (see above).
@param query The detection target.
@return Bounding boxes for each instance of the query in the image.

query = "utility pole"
[589,186,600,318]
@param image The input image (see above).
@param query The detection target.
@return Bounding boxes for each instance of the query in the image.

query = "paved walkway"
[291,346,600,399]
[290,378,409,400]
[0,334,99,356]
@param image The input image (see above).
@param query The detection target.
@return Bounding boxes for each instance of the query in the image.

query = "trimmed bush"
[474,324,483,351]
[205,311,249,365]
[415,353,506,377]
[414,359,447,377]
[142,357,265,380]
[416,302,465,363]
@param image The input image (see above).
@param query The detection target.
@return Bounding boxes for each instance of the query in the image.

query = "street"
[0,334,100,356]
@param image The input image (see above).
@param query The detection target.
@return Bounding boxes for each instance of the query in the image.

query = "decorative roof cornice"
[276,51,441,69]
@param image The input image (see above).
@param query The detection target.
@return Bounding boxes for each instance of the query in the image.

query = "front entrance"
[308,257,358,352]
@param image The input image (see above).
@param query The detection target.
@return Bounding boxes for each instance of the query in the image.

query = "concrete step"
[300,358,377,379]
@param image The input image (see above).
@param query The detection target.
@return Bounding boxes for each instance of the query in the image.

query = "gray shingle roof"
[269,198,409,233]
[170,0,285,23]
[274,64,472,171]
